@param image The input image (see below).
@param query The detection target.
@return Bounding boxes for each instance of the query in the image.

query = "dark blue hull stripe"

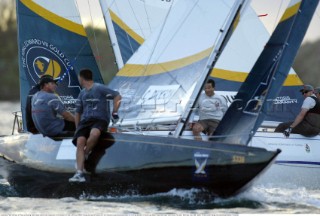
[276,160,320,166]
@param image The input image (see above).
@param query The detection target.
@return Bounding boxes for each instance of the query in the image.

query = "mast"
[174,0,248,137]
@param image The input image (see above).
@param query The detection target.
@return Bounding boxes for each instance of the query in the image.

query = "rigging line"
[142,1,152,33]
[140,0,176,76]
[128,0,146,39]
[273,0,285,32]
[140,0,200,88]
[118,0,176,121]
[119,0,176,122]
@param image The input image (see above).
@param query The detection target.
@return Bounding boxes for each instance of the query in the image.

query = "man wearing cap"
[31,75,75,137]
[314,87,320,100]
[275,84,320,137]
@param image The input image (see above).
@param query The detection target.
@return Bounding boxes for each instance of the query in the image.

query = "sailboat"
[0,0,316,198]
[0,0,280,198]
[102,0,320,188]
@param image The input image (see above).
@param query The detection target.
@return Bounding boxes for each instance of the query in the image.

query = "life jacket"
[307,96,320,114]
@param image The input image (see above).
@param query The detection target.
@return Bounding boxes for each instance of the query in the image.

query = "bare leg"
[192,123,204,141]
[85,128,101,155]
[76,136,86,171]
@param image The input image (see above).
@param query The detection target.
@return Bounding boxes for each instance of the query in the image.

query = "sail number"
[161,0,171,2]
[232,155,245,163]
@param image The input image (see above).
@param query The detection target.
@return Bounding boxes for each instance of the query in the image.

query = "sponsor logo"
[194,152,209,177]
[137,85,180,105]
[21,38,80,107]
[273,96,298,104]
[305,144,310,153]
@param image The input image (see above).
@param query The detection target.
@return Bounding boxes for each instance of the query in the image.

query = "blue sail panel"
[17,0,103,130]
[212,0,319,145]
[211,74,303,123]
[112,22,141,64]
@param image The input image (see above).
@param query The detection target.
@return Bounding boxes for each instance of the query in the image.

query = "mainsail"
[108,0,246,127]
[17,0,103,129]
[99,0,174,68]
[213,0,320,145]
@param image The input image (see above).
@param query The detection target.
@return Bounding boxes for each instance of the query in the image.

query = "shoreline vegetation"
[0,1,319,101]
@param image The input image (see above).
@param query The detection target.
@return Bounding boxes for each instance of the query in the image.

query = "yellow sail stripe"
[279,1,301,23]
[109,9,144,45]
[211,68,303,86]
[117,47,213,76]
[20,0,86,37]
[117,47,302,86]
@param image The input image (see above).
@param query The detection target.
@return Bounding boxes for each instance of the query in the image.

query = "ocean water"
[1,101,320,214]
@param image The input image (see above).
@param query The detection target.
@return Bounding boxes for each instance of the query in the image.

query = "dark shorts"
[72,118,109,145]
[198,119,220,135]
[275,120,320,137]
[63,120,76,131]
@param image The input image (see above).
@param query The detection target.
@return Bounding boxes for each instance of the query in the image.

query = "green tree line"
[0,1,319,101]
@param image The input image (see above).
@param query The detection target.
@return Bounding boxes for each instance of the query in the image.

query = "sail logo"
[33,56,61,79]
[194,152,209,177]
[138,85,180,105]
[21,38,75,85]
[21,38,81,108]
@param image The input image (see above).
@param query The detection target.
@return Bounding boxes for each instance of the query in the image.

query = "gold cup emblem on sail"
[34,57,61,79]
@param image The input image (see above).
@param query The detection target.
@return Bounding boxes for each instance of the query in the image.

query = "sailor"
[190,79,228,140]
[275,84,320,137]
[314,86,320,100]
[69,68,121,182]
[31,75,75,137]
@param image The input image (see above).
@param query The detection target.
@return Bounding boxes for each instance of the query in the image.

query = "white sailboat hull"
[249,132,320,189]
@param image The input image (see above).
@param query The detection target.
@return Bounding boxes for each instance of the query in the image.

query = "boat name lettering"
[232,155,245,163]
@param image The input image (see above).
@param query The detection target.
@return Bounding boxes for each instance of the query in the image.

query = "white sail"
[99,0,175,68]
[31,0,83,26]
[108,0,245,127]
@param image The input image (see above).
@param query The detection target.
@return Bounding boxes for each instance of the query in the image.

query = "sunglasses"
[301,90,311,95]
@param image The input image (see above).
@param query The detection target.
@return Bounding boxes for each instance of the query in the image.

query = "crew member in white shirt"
[191,79,228,140]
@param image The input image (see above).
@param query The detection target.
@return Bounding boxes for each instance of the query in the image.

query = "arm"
[61,111,75,122]
[290,108,308,128]
[113,94,122,113]
[75,112,81,128]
